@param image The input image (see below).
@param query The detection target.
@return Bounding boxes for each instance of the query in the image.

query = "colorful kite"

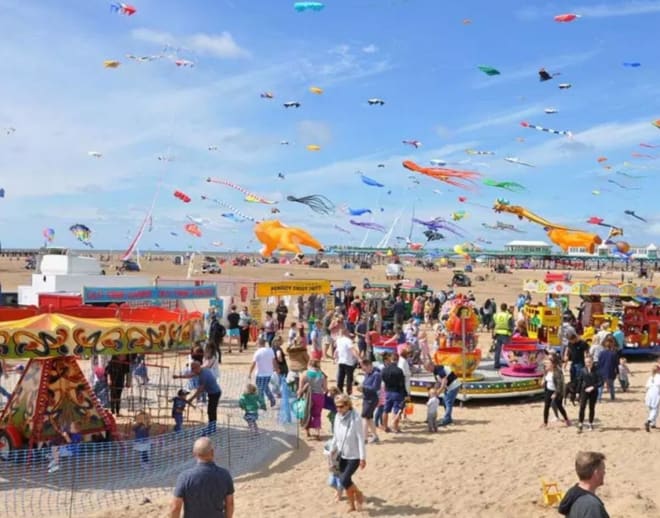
[103,60,121,68]
[608,179,640,190]
[465,149,495,156]
[334,224,351,234]
[616,171,646,179]
[254,219,324,257]
[504,157,535,167]
[309,86,323,94]
[624,210,647,222]
[206,178,277,204]
[306,144,321,151]
[451,211,467,221]
[358,173,384,187]
[653,120,660,129]
[110,3,137,16]
[184,223,202,237]
[402,160,481,191]
[483,179,526,192]
[544,108,558,114]
[283,101,301,108]
[423,230,444,241]
[346,208,372,216]
[558,83,572,89]
[554,13,580,22]
[42,228,55,245]
[403,140,422,148]
[201,196,259,223]
[640,143,659,148]
[520,120,572,137]
[412,217,464,237]
[286,194,334,214]
[294,2,324,12]
[478,65,500,76]
[174,190,191,203]
[430,159,447,166]
[349,220,386,232]
[70,224,93,247]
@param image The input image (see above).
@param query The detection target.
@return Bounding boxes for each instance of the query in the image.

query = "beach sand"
[2,256,658,517]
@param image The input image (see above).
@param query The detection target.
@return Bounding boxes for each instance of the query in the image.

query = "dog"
[563,380,578,406]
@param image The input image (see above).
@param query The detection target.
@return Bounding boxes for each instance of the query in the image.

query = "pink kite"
[554,13,580,22]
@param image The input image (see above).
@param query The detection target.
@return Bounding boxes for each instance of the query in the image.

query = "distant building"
[567,243,658,259]
[504,240,553,255]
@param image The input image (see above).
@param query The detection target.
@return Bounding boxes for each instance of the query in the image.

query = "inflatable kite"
[359,173,384,187]
[347,208,372,216]
[103,60,121,68]
[184,223,202,237]
[110,3,137,16]
[483,179,526,192]
[43,227,55,244]
[504,157,535,167]
[653,120,660,129]
[309,86,323,94]
[286,194,334,215]
[70,224,93,247]
[423,230,444,241]
[206,178,277,204]
[260,92,274,99]
[306,144,321,151]
[478,65,500,76]
[174,190,191,203]
[402,160,481,191]
[520,121,571,137]
[294,2,324,12]
[554,13,580,22]
[412,217,464,237]
[254,220,324,257]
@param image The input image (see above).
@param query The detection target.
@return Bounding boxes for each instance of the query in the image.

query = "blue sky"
[0,0,658,253]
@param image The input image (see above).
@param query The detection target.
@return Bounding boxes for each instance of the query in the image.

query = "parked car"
[24,257,36,270]
[121,260,141,272]
[450,271,472,287]
[493,264,511,274]
[202,262,222,274]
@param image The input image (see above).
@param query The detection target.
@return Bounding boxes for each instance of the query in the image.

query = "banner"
[249,298,263,325]
[83,285,218,303]
[255,280,331,298]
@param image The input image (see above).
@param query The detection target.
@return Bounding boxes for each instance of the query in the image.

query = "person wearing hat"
[172,388,196,432]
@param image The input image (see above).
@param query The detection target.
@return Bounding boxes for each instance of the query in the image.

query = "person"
[275,300,288,330]
[239,383,265,434]
[576,355,602,433]
[354,314,369,359]
[492,303,513,370]
[308,319,323,360]
[397,348,412,399]
[263,311,276,345]
[392,296,405,328]
[170,437,235,518]
[618,357,631,392]
[297,359,327,440]
[426,387,440,432]
[47,419,83,474]
[226,305,240,352]
[106,354,131,416]
[542,355,570,428]
[238,306,251,352]
[644,364,660,432]
[324,385,341,429]
[335,327,360,395]
[0,359,11,402]
[208,314,226,362]
[612,323,625,351]
[202,342,220,384]
[359,358,381,444]
[133,411,152,468]
[172,389,195,432]
[329,393,366,513]
[271,334,289,388]
[175,361,222,433]
[558,451,609,518]
[380,352,407,433]
[559,316,577,359]
[286,335,310,392]
[248,338,279,408]
[597,336,618,402]
[287,321,298,347]
[564,332,588,384]
[431,361,462,426]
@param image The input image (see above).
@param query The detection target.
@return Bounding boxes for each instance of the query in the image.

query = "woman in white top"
[644,364,660,431]
[397,348,412,397]
[330,393,366,512]
[334,328,360,395]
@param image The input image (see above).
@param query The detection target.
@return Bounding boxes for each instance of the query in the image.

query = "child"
[48,421,82,474]
[618,357,632,392]
[644,365,660,432]
[426,388,440,432]
[133,355,149,385]
[171,389,195,432]
[133,412,151,468]
[288,322,298,347]
[324,386,341,430]
[239,383,265,434]
[92,366,110,408]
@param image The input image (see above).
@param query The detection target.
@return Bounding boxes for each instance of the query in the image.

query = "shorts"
[228,328,240,337]
[384,391,404,414]
[361,398,378,419]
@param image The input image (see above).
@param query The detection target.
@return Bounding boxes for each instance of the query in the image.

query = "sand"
[1,256,658,518]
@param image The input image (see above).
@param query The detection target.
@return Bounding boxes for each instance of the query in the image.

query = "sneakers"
[587,423,594,432]
[577,423,583,434]
[645,421,651,432]
[48,463,60,474]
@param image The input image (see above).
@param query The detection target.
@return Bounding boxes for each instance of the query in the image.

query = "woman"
[597,335,619,401]
[275,300,288,330]
[329,393,366,512]
[202,342,220,382]
[238,306,251,352]
[106,354,130,415]
[263,311,276,345]
[297,359,327,440]
[576,354,602,433]
[542,355,570,428]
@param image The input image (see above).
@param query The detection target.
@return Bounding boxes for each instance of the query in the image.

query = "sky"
[0,0,659,253]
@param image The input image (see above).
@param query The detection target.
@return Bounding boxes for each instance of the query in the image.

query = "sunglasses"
[336,404,347,409]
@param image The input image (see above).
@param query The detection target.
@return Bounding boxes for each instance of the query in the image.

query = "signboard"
[249,298,263,325]
[255,280,331,298]
[523,280,659,298]
[325,294,335,312]
[209,298,224,317]
[83,285,218,304]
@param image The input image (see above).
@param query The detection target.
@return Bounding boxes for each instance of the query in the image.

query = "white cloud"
[362,44,378,54]
[296,121,333,146]
[132,28,250,59]
[300,44,392,85]
[456,106,542,134]
[575,1,660,17]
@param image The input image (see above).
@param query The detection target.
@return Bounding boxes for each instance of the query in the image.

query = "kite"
[544,108,558,114]
[653,120,660,129]
[631,152,656,159]
[88,151,102,158]
[368,98,385,105]
[174,190,191,203]
[3,127,15,135]
[347,208,372,216]
[184,223,202,237]
[412,217,464,237]
[457,196,490,209]
[377,163,385,168]
[170,232,178,237]
[597,157,608,163]
[481,222,525,233]
[110,3,137,16]
[126,54,161,62]
[280,140,290,145]
[623,62,641,67]
[260,92,274,99]
[478,65,500,76]
[483,179,526,192]
[283,101,301,108]
[294,2,325,12]
[211,242,223,247]
[423,230,444,241]
[586,216,619,229]
[608,179,640,190]
[70,224,93,247]
[186,215,208,225]
[640,143,659,148]
[201,195,259,223]
[208,145,219,151]
[42,228,55,245]
[174,59,195,67]
[624,210,647,222]
[222,213,245,223]
[451,210,467,221]
[592,190,601,196]
[504,157,535,167]
[254,219,324,257]
[403,140,422,148]
[103,60,121,68]
[402,160,481,191]
[334,224,351,234]
[538,68,559,81]
[476,237,493,244]
[349,220,386,232]
[430,159,447,166]
[554,13,580,22]
[270,208,280,214]
[520,120,572,137]
[309,86,323,95]
[558,83,572,89]
[306,144,321,151]
[358,173,384,187]
[616,171,646,179]
[277,173,286,179]
[206,178,277,204]
[466,149,495,155]
[286,194,334,215]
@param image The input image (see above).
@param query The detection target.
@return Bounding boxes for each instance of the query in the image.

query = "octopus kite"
[402,160,481,191]
[254,220,324,257]
[286,194,334,215]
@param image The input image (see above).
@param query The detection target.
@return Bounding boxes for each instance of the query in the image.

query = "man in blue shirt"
[359,359,382,444]
[175,362,221,433]
[612,323,625,350]
[171,437,234,518]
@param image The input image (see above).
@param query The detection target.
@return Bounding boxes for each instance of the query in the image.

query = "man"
[248,338,279,407]
[335,327,360,395]
[208,314,226,363]
[564,332,589,383]
[275,300,288,330]
[559,316,577,360]
[492,302,513,370]
[170,437,234,518]
[612,323,625,351]
[391,296,405,328]
[359,358,381,443]
[432,362,462,426]
[226,306,240,353]
[380,352,407,433]
[558,451,609,518]
[175,361,222,433]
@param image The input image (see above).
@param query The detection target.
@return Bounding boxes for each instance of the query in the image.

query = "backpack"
[210,320,226,342]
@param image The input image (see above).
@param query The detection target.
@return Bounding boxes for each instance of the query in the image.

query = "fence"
[0,369,298,518]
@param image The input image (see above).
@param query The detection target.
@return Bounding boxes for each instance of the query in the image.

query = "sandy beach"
[2,256,658,518]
